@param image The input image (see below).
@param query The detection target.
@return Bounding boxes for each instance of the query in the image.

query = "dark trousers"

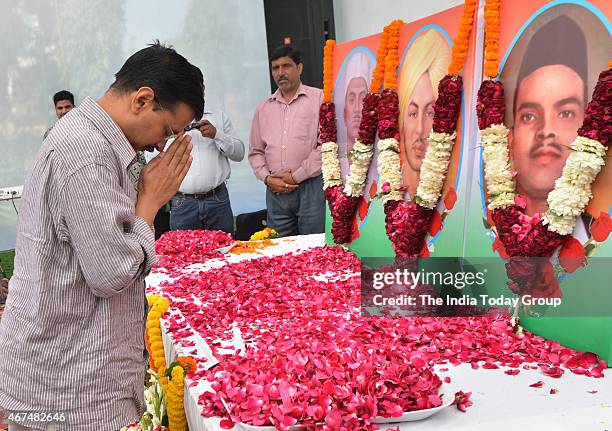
[169,184,234,235]
[266,175,325,237]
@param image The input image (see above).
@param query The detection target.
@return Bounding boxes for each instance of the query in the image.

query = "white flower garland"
[415,131,456,209]
[344,139,375,197]
[543,136,607,235]
[480,125,607,235]
[377,138,403,203]
[480,124,516,210]
[321,141,342,189]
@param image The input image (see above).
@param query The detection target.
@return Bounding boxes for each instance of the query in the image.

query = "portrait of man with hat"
[508,14,588,218]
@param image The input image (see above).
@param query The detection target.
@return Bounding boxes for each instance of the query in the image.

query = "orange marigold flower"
[177,356,198,373]
[483,0,501,78]
[382,20,402,91]
[370,24,391,94]
[448,0,477,76]
[322,39,336,103]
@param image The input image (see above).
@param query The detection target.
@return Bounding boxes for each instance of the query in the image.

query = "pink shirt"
[249,83,323,184]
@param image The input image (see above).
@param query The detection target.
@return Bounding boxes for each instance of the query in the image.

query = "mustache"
[529,142,563,158]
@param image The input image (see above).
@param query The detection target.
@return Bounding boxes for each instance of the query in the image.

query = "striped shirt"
[0,97,156,430]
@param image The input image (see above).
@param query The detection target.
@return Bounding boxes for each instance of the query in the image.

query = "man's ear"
[297,63,303,76]
[130,87,156,114]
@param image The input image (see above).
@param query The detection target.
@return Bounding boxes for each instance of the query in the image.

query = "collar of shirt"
[78,97,138,169]
[269,83,308,105]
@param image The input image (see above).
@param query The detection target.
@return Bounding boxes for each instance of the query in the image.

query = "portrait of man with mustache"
[508,14,588,217]
[398,29,450,200]
[334,50,377,201]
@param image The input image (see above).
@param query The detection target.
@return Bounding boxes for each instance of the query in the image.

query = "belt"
[178,183,226,200]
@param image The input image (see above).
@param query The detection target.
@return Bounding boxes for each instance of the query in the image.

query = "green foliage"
[0,250,14,278]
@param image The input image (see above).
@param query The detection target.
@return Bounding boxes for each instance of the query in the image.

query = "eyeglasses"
[154,102,180,141]
[155,99,205,140]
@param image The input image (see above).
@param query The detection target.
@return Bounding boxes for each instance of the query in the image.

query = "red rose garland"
[318,102,337,144]
[321,27,390,244]
[380,2,475,257]
[578,68,612,148]
[432,75,464,135]
[323,93,381,244]
[478,0,612,300]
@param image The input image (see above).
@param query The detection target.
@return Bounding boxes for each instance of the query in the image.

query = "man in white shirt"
[146,107,244,234]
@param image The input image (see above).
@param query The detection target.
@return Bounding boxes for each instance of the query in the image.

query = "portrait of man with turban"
[398,29,451,200]
[333,49,378,201]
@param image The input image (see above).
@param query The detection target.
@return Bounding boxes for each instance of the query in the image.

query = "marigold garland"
[322,23,393,244]
[483,0,501,78]
[146,294,170,391]
[166,357,198,431]
[383,20,402,91]
[478,0,612,302]
[370,24,390,94]
[166,365,187,431]
[144,295,197,431]
[376,21,403,204]
[379,5,474,256]
[323,40,335,103]
[448,0,477,76]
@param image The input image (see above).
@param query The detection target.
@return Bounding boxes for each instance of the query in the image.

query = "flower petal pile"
[153,230,234,272]
[147,237,607,430]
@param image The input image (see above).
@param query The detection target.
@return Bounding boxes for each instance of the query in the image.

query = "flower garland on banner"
[477,0,612,301]
[378,1,476,257]
[321,24,390,244]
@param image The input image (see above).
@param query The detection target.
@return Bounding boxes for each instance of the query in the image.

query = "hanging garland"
[478,0,612,299]
[140,294,197,431]
[378,0,476,257]
[321,24,391,244]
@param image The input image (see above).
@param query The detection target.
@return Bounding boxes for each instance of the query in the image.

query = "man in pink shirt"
[249,45,324,237]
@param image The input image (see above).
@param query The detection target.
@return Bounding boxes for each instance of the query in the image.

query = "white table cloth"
[147,234,612,431]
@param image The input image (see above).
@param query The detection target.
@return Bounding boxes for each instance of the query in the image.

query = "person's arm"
[212,111,245,162]
[290,145,322,183]
[291,91,323,184]
[291,91,323,183]
[61,136,192,298]
[61,163,157,298]
[248,108,271,182]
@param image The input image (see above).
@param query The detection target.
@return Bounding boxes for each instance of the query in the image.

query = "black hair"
[110,40,204,120]
[53,90,74,106]
[269,45,302,65]
[513,15,588,115]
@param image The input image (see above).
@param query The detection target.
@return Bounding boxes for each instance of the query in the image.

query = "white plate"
[237,423,276,431]
[235,384,452,429]
[237,422,320,431]
[215,241,237,254]
[371,383,454,423]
